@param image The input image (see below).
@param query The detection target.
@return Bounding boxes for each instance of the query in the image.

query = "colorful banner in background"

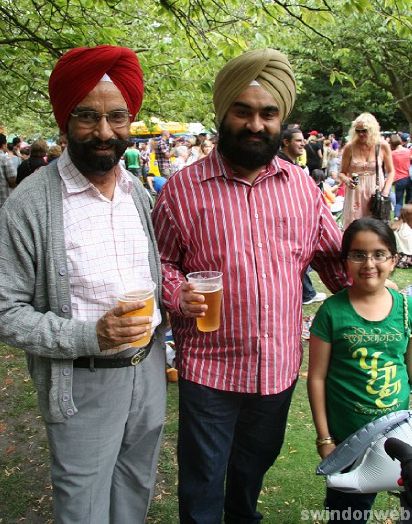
[130,119,205,137]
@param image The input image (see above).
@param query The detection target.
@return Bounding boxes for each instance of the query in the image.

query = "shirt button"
[62,394,70,402]
[262,273,267,279]
[257,242,263,248]
[263,334,269,338]
[255,213,259,219]
[59,267,67,276]
[62,368,71,376]
[264,305,269,309]
[66,408,74,416]
[61,305,70,313]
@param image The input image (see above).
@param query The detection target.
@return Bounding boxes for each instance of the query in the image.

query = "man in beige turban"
[213,48,296,127]
[153,48,349,523]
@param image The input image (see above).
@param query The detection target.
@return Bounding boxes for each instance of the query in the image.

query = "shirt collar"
[57,148,133,195]
[201,148,289,183]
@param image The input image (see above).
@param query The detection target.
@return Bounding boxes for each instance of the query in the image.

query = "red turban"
[49,45,144,132]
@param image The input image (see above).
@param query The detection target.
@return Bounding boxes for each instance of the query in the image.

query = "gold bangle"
[316,436,335,447]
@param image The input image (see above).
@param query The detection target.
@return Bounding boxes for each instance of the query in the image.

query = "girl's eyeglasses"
[346,252,394,263]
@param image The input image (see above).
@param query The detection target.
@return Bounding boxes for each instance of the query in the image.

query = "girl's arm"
[307,334,336,458]
[381,140,395,196]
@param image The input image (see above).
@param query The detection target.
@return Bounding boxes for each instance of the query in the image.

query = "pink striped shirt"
[152,148,349,394]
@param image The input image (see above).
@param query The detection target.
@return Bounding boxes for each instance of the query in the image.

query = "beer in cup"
[186,271,223,332]
[117,280,156,347]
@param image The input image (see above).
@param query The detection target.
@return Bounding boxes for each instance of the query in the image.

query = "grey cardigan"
[0,161,165,422]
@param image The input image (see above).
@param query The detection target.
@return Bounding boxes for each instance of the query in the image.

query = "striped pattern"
[152,148,349,394]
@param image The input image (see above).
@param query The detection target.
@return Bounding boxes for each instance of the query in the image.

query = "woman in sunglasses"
[339,112,394,229]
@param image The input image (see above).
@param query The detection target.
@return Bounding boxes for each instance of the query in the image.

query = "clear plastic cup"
[117,280,156,347]
[186,271,223,332]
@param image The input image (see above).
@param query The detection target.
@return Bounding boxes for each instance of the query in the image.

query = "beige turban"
[213,48,296,126]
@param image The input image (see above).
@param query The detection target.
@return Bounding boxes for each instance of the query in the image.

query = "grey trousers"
[45,347,166,524]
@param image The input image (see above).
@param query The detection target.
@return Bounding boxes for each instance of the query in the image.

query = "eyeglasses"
[70,110,131,128]
[346,252,394,263]
[355,129,368,134]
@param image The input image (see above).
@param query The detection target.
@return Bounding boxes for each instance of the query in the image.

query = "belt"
[73,346,150,370]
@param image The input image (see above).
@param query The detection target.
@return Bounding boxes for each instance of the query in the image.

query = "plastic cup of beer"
[186,271,223,332]
[117,280,156,347]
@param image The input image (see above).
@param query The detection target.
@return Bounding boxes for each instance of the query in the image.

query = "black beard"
[217,122,281,170]
[67,133,128,176]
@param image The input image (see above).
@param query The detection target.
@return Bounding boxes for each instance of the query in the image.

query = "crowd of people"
[0,44,411,524]
[3,113,411,235]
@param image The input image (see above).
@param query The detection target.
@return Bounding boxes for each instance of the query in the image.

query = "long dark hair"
[341,218,397,259]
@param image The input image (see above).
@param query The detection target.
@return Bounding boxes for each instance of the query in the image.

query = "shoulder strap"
[307,142,315,154]
[375,144,380,187]
[403,292,411,337]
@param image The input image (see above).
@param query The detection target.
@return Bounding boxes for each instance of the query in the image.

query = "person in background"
[0,133,16,206]
[7,140,21,171]
[326,148,341,186]
[308,217,412,524]
[339,113,394,230]
[400,132,411,149]
[186,136,200,164]
[58,132,68,151]
[16,139,48,185]
[0,45,166,524]
[140,141,150,181]
[172,144,190,172]
[329,133,339,151]
[153,48,349,524]
[322,138,332,174]
[389,133,412,219]
[310,168,336,208]
[123,140,141,177]
[154,130,172,178]
[198,138,214,159]
[146,171,167,196]
[403,203,412,226]
[47,144,62,163]
[277,127,305,165]
[20,146,31,161]
[305,132,323,174]
[391,204,412,268]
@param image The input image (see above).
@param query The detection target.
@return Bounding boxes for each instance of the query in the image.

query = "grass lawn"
[0,268,411,523]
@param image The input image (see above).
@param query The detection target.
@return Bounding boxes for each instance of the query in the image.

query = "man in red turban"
[49,44,144,132]
[0,45,166,523]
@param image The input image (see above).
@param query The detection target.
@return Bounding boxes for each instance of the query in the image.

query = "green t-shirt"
[311,288,412,442]
[124,148,141,169]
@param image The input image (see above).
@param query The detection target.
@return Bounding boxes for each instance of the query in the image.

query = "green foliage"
[0,0,411,137]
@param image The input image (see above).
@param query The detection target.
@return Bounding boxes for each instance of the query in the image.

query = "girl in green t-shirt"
[308,217,412,524]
